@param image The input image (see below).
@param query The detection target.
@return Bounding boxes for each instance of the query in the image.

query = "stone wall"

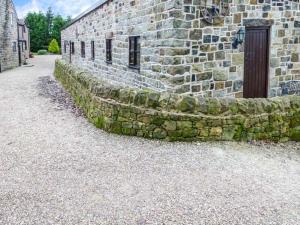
[177,0,300,97]
[0,0,19,72]
[61,0,300,97]
[62,0,176,91]
[54,59,300,142]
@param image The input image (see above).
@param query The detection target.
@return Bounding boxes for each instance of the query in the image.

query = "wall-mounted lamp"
[232,28,245,49]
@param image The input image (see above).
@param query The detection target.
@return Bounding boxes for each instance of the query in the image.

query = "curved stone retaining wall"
[55,60,300,142]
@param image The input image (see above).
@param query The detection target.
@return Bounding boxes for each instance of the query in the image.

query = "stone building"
[18,19,30,63]
[0,0,19,72]
[0,0,30,72]
[61,0,300,98]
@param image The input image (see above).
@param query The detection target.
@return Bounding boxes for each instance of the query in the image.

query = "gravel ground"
[37,75,84,117]
[0,55,299,225]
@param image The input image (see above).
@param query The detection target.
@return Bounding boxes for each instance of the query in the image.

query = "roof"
[62,0,109,30]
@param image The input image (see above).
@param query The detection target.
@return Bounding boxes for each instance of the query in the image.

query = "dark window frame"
[71,42,75,54]
[128,36,141,69]
[106,39,112,64]
[64,41,67,54]
[91,41,95,61]
[81,41,85,58]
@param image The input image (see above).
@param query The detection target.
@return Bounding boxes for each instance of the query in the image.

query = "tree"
[66,16,72,24]
[48,39,60,54]
[46,7,54,44]
[51,15,67,48]
[25,11,70,52]
[25,12,48,52]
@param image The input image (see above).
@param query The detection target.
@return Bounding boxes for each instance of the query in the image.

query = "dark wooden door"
[18,42,22,66]
[244,27,269,98]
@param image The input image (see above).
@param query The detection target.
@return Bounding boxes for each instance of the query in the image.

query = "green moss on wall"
[54,59,300,142]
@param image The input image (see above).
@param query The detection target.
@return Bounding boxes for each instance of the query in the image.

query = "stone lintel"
[105,32,114,39]
[243,19,274,27]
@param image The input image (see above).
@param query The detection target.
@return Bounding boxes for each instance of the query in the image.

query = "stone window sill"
[128,65,140,71]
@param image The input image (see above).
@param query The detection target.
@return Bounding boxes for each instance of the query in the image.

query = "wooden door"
[18,42,22,66]
[244,27,270,98]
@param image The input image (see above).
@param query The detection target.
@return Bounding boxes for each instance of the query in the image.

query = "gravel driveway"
[0,55,299,225]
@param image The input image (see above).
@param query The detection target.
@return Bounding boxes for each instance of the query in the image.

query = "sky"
[14,0,100,18]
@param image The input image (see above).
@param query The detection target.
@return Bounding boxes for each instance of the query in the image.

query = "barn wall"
[61,0,300,97]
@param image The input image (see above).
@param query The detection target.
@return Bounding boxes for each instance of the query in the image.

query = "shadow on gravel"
[37,76,84,117]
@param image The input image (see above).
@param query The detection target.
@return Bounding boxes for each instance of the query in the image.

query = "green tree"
[46,7,54,44]
[25,11,70,52]
[66,16,72,24]
[51,15,68,47]
[25,12,48,52]
[48,39,60,54]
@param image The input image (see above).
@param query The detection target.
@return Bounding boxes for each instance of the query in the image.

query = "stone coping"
[54,59,300,142]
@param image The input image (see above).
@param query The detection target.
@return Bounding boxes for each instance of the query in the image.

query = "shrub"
[48,39,60,54]
[37,50,48,55]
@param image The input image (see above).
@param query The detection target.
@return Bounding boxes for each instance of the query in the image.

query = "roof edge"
[62,0,109,31]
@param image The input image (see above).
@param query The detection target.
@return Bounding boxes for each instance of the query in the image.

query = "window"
[129,36,140,69]
[81,41,85,58]
[12,42,17,52]
[64,41,67,53]
[71,42,75,54]
[91,41,95,60]
[10,14,13,25]
[24,41,27,50]
[106,39,112,63]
